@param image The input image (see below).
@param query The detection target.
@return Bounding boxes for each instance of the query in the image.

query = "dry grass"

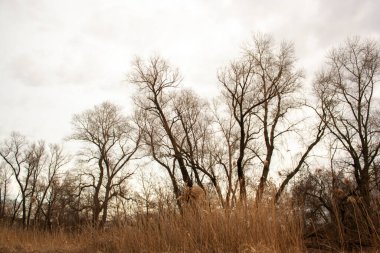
[0,201,305,253]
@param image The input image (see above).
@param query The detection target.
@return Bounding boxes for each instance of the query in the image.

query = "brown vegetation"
[0,199,305,253]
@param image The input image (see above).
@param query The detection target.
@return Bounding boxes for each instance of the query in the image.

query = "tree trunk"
[237,122,247,204]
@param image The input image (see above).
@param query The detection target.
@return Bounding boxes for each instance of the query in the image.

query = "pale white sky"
[1,0,379,144]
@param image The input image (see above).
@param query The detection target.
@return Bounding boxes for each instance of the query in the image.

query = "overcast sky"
[1,0,380,144]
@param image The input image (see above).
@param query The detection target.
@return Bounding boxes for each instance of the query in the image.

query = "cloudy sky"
[0,0,379,144]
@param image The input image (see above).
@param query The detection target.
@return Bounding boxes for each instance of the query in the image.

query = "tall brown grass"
[0,200,305,253]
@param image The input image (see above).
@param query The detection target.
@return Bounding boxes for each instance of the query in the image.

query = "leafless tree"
[274,119,326,203]
[218,34,301,203]
[173,90,209,189]
[0,133,44,228]
[129,56,193,188]
[314,37,380,208]
[32,144,68,229]
[0,163,12,219]
[218,53,264,203]
[135,107,183,209]
[69,102,141,228]
[274,97,328,203]
[211,100,240,209]
[133,172,158,225]
[172,89,228,207]
[0,133,67,228]
[241,35,304,202]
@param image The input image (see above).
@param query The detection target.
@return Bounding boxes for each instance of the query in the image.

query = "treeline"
[0,34,380,249]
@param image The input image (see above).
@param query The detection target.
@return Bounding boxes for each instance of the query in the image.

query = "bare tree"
[0,133,67,229]
[0,163,12,219]
[129,56,192,188]
[314,37,380,208]
[172,89,227,207]
[218,54,265,203]
[173,90,208,189]
[218,34,298,203]
[274,114,327,203]
[210,100,240,209]
[69,102,141,228]
[135,107,183,209]
[243,35,304,202]
[0,133,43,228]
[32,144,68,228]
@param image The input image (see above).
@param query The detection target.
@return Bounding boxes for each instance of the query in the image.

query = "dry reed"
[0,200,305,253]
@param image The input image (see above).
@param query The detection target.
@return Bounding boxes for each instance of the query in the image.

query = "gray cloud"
[0,0,379,142]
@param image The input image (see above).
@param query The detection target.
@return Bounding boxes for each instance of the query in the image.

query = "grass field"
[0,202,306,253]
